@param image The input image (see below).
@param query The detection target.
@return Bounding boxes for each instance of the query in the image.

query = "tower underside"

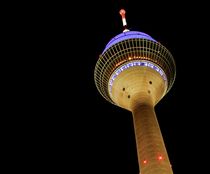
[109,61,167,111]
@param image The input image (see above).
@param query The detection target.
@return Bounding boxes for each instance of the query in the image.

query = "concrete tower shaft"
[132,102,173,174]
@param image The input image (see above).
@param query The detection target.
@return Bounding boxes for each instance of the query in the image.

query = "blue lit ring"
[108,60,168,95]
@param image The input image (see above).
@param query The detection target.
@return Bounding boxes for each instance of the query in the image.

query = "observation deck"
[94,31,176,105]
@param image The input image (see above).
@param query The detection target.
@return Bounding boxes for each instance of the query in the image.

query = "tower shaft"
[132,102,173,174]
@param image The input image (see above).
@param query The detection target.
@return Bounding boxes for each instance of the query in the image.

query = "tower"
[94,9,176,174]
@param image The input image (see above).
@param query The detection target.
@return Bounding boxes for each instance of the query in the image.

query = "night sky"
[26,1,209,173]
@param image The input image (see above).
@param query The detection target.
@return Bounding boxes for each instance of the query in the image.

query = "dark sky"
[26,1,209,173]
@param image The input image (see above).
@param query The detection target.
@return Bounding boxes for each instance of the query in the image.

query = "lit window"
[143,160,147,164]
[158,155,163,160]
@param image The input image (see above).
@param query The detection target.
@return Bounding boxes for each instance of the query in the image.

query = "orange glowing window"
[143,160,147,164]
[158,155,163,160]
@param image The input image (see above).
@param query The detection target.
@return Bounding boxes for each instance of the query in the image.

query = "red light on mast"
[119,9,126,18]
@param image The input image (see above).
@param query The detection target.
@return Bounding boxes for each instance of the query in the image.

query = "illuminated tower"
[94,9,176,174]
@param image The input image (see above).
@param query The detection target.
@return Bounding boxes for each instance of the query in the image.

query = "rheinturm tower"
[94,9,176,174]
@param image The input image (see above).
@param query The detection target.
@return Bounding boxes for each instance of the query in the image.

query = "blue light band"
[103,31,157,54]
[108,60,167,95]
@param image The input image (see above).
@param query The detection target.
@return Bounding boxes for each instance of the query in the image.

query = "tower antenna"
[119,9,129,32]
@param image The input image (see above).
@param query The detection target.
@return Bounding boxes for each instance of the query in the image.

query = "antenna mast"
[119,9,129,32]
